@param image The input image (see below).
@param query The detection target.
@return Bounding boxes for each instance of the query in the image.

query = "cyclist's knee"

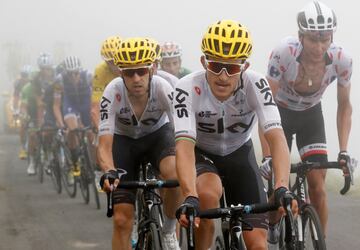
[244,229,267,250]
[198,189,221,209]
[113,205,134,232]
[308,184,326,198]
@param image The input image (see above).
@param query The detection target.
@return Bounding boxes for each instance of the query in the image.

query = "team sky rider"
[53,56,93,175]
[20,53,55,175]
[98,37,182,250]
[13,65,32,159]
[160,42,191,79]
[91,36,122,130]
[173,20,298,250]
[259,1,352,237]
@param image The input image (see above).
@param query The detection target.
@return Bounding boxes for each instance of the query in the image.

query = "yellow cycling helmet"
[100,36,122,61]
[114,37,158,68]
[145,38,162,61]
[201,20,252,60]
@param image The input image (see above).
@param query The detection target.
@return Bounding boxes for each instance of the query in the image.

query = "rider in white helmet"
[160,42,191,79]
[260,1,352,240]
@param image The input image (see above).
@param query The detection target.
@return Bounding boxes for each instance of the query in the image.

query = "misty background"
[0,0,359,189]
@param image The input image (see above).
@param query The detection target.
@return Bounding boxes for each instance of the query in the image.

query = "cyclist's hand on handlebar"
[176,196,200,228]
[274,187,298,217]
[259,156,272,180]
[338,151,351,176]
[100,169,120,192]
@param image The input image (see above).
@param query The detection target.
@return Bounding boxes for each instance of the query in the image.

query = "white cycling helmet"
[63,56,82,72]
[37,53,53,69]
[161,42,182,59]
[297,1,337,33]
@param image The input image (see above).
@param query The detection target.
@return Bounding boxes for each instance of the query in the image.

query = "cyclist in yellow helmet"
[173,20,297,250]
[91,36,122,130]
[98,37,182,250]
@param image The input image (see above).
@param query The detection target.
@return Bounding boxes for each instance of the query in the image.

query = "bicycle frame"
[105,164,179,249]
[195,201,277,250]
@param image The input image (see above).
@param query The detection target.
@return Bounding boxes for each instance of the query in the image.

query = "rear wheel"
[59,146,76,198]
[36,146,44,183]
[84,145,101,209]
[49,153,62,194]
[79,155,90,204]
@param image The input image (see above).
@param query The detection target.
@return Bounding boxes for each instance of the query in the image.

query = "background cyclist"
[160,41,191,79]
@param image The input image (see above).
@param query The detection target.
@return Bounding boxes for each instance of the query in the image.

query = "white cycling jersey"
[99,75,173,139]
[157,69,179,88]
[267,36,352,111]
[173,70,282,156]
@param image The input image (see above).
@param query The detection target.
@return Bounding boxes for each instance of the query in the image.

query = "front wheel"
[299,205,326,250]
[137,222,162,250]
[278,213,300,250]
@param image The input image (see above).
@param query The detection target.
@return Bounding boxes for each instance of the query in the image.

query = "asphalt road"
[0,133,359,250]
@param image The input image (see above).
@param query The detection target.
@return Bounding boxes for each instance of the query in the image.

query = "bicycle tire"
[59,145,76,198]
[299,205,326,250]
[278,214,300,250]
[137,222,162,250]
[50,152,62,194]
[37,146,44,183]
[79,155,90,204]
[84,144,101,209]
[215,235,225,250]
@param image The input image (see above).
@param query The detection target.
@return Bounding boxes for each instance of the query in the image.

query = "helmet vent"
[317,15,325,24]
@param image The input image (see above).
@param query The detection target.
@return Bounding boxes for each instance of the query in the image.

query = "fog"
[1,0,359,181]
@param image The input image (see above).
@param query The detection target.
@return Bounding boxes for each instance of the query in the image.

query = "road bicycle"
[268,159,357,250]
[183,196,279,250]
[71,127,101,209]
[106,164,179,249]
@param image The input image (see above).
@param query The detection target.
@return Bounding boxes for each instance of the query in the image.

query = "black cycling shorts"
[195,139,269,230]
[278,103,328,162]
[112,123,175,205]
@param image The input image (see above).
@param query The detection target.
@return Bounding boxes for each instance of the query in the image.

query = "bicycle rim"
[301,205,326,250]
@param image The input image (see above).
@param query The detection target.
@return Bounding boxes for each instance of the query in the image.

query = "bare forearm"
[265,129,290,189]
[97,135,115,172]
[176,141,198,198]
[337,103,352,151]
[258,125,271,157]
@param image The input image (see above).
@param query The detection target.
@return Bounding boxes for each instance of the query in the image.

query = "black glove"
[176,196,200,220]
[338,151,350,166]
[99,169,119,190]
[274,186,295,208]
